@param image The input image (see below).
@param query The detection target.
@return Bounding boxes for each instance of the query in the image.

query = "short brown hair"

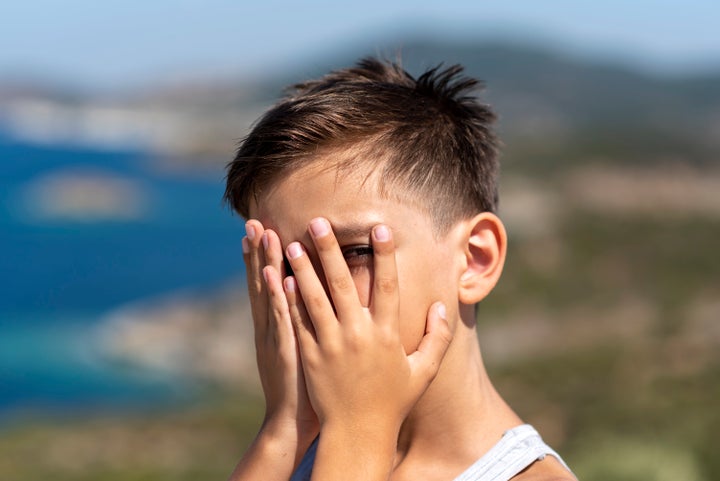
[224,57,499,232]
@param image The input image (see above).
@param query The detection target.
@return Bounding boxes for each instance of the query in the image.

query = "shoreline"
[96,283,258,390]
[0,283,258,421]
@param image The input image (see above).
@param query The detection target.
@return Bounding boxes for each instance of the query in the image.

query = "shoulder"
[512,455,576,481]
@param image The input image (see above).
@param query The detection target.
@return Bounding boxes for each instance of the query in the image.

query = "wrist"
[229,423,303,481]
[313,421,399,480]
[322,417,400,459]
[319,410,402,440]
[260,414,318,460]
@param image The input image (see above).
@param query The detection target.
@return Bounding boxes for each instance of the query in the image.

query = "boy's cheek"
[399,304,433,354]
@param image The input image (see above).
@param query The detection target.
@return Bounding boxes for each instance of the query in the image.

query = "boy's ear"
[457,212,507,305]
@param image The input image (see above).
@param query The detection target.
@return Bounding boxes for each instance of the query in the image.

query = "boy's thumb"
[408,302,453,384]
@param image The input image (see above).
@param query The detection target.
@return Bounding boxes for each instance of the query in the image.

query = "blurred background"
[1,1,719,480]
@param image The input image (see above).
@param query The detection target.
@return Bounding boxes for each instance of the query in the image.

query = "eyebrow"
[329,220,379,241]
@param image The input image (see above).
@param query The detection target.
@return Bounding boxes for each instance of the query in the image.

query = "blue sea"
[0,136,247,420]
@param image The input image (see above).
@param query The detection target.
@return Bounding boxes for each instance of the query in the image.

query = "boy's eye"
[341,245,374,270]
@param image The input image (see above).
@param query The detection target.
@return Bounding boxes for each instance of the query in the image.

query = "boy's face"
[249,160,466,354]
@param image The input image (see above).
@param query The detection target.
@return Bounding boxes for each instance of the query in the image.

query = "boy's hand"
[242,220,318,462]
[283,218,452,480]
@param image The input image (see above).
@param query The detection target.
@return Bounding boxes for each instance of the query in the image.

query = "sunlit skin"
[254,166,463,354]
[229,158,576,481]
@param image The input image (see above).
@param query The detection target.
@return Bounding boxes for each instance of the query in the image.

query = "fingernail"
[373,225,390,242]
[438,303,447,320]
[286,242,303,259]
[242,237,249,254]
[262,266,269,284]
[309,218,329,238]
[262,232,269,250]
[245,223,256,240]
[283,276,296,293]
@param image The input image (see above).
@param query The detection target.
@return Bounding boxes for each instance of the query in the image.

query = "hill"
[2,39,719,168]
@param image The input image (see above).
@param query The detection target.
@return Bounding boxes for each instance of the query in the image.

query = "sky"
[2,0,719,90]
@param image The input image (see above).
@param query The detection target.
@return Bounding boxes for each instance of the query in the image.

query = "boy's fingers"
[284,276,318,352]
[262,266,294,349]
[244,220,268,334]
[285,241,336,342]
[308,217,363,321]
[369,224,399,326]
[407,302,453,389]
[262,229,285,278]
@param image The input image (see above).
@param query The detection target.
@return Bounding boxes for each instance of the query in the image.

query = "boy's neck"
[395,305,523,474]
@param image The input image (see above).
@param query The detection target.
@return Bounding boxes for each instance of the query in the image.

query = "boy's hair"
[224,57,499,232]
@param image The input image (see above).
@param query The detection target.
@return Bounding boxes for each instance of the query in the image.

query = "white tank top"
[453,424,571,480]
[291,424,572,481]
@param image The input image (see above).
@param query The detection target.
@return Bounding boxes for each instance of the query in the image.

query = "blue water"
[0,137,247,419]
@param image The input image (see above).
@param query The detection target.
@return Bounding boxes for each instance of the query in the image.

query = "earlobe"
[457,213,507,305]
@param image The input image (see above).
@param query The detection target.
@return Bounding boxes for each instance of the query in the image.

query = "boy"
[224,58,575,481]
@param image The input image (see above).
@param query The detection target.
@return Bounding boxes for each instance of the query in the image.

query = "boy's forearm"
[228,419,314,481]
[310,421,399,481]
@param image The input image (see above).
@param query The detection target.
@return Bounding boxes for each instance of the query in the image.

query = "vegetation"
[490,212,720,480]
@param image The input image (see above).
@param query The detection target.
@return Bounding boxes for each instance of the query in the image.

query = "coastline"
[0,283,258,422]
[97,283,259,391]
